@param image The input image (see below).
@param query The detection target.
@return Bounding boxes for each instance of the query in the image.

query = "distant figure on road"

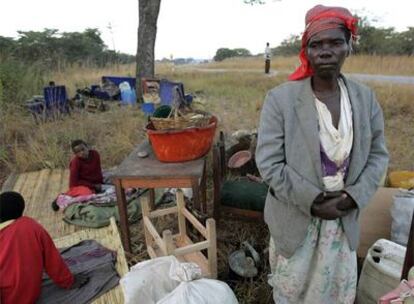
[264,42,271,74]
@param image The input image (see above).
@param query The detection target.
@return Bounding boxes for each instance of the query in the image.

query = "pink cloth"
[379,280,414,304]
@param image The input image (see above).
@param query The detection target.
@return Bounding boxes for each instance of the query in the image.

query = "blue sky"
[1,0,412,59]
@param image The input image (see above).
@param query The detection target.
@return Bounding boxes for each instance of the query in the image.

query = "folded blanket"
[63,196,141,228]
[57,186,138,210]
[38,240,119,304]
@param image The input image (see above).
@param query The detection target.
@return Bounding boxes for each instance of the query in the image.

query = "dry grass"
[1,56,414,304]
[1,105,146,172]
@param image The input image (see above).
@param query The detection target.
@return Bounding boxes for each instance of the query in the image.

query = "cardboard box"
[358,187,400,257]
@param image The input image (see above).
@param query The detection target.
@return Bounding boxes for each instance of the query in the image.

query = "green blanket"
[221,179,268,212]
[63,198,141,228]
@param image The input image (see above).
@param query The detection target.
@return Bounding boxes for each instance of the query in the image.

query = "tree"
[136,0,161,102]
[213,48,251,61]
[397,27,414,55]
[274,35,301,55]
[135,0,265,101]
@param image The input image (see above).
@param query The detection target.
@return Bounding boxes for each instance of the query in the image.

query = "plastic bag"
[120,256,180,304]
[119,81,131,92]
[119,81,136,105]
[158,279,239,304]
[158,258,238,304]
[121,256,239,304]
[391,190,414,246]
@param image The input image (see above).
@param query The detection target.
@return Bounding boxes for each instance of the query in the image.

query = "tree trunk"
[136,0,161,102]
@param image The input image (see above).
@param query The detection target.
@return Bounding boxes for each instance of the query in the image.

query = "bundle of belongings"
[38,240,119,304]
[55,185,142,228]
[391,189,414,246]
[357,189,414,303]
[379,277,414,304]
[120,256,239,304]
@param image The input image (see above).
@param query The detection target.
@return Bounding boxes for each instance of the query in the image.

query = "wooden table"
[113,140,207,252]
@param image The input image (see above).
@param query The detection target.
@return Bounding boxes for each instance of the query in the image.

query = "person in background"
[264,42,271,74]
[0,191,88,304]
[51,139,104,211]
[255,5,388,303]
[68,139,104,196]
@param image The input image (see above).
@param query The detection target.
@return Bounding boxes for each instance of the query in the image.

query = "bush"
[0,59,47,108]
[214,48,251,61]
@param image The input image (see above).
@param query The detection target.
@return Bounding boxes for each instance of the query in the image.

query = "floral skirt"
[268,218,357,304]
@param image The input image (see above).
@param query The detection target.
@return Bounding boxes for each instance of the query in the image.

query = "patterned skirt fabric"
[268,218,357,304]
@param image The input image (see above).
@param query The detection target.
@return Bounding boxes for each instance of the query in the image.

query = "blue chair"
[159,79,187,106]
[43,85,69,118]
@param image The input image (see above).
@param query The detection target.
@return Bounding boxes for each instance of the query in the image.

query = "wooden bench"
[141,190,217,279]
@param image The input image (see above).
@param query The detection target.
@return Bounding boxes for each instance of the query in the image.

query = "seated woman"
[0,191,88,304]
[68,139,104,196]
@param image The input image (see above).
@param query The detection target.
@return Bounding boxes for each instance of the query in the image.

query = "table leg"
[192,177,201,211]
[114,179,132,253]
[149,188,155,210]
[200,161,207,213]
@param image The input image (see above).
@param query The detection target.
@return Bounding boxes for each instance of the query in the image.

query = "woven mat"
[2,169,129,303]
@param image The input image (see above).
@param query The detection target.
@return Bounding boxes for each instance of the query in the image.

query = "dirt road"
[178,66,414,85]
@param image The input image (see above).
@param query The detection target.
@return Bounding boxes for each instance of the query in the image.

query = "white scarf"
[315,78,353,192]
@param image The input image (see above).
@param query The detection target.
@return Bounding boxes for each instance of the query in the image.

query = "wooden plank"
[42,170,70,237]
[163,230,174,255]
[177,191,187,239]
[144,216,165,254]
[141,196,153,250]
[149,206,178,218]
[12,172,29,193]
[25,169,50,216]
[147,245,158,259]
[173,240,209,256]
[121,179,193,189]
[206,218,218,279]
[182,208,207,238]
[177,236,209,277]
[20,171,41,216]
[59,169,70,193]
[113,141,205,179]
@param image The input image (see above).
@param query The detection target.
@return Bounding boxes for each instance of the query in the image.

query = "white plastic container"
[357,238,406,304]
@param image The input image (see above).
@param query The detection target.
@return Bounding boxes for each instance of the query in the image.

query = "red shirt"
[69,149,103,190]
[0,217,74,304]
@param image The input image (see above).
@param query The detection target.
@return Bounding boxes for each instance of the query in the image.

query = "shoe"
[51,199,59,211]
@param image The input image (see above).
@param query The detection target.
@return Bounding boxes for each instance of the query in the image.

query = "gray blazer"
[255,75,389,258]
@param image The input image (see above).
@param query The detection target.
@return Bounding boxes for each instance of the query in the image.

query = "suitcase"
[357,239,406,304]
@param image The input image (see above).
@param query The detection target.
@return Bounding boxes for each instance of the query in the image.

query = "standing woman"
[255,5,388,303]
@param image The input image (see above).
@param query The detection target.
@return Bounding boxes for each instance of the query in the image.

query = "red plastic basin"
[146,116,217,162]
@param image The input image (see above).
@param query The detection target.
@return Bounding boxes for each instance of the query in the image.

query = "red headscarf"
[288,5,358,81]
